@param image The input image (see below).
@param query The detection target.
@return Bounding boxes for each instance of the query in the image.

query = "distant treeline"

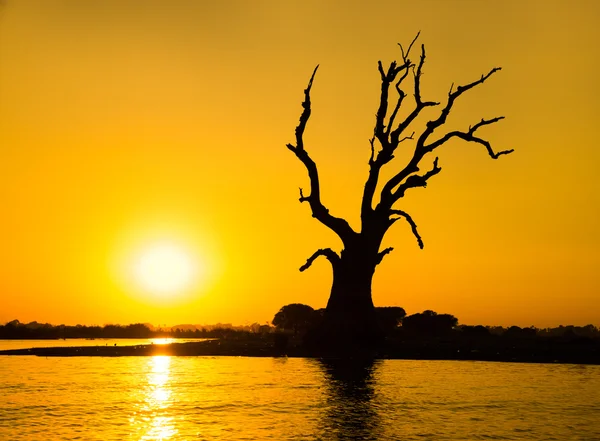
[2,309,599,341]
[0,320,272,340]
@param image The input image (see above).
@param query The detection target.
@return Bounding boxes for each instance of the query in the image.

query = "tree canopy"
[402,310,458,336]
[272,304,318,334]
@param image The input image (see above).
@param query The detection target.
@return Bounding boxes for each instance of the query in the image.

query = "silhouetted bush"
[375,307,406,334]
[272,304,320,335]
[504,326,537,339]
[402,310,458,337]
[459,325,491,337]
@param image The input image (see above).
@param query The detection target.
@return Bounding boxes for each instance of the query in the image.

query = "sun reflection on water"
[150,338,176,346]
[131,355,177,440]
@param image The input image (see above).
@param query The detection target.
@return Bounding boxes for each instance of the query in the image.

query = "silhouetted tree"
[504,325,537,339]
[375,307,406,334]
[259,324,272,334]
[272,303,319,335]
[401,310,458,336]
[538,324,600,339]
[459,325,491,338]
[286,34,512,342]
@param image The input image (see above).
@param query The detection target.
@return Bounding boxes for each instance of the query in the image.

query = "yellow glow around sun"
[110,221,222,307]
[133,242,197,295]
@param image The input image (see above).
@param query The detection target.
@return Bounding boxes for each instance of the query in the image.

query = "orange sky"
[0,0,598,328]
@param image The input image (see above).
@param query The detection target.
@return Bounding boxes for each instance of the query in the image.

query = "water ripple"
[0,357,599,440]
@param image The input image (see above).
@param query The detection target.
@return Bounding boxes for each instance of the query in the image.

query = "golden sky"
[0,0,598,327]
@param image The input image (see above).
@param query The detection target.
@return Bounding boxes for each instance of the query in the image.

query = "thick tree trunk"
[315,238,384,348]
[327,252,375,322]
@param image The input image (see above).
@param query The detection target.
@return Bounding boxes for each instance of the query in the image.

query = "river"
[1,345,599,440]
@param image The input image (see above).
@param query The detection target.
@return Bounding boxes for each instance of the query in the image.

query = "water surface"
[0,338,207,351]
[1,356,598,440]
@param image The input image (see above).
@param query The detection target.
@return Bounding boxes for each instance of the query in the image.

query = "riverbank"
[1,337,599,364]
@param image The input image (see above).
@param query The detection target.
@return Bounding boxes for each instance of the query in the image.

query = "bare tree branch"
[415,67,502,149]
[298,188,309,202]
[425,117,513,158]
[380,66,506,208]
[389,210,424,249]
[292,65,319,151]
[362,58,413,224]
[361,34,424,225]
[287,67,357,243]
[389,45,440,146]
[385,40,418,138]
[413,44,427,107]
[468,116,503,135]
[376,247,394,265]
[299,248,340,272]
[384,68,410,139]
[368,137,376,166]
[398,132,415,144]
[385,33,421,139]
[373,59,412,150]
[392,157,442,201]
[398,31,421,62]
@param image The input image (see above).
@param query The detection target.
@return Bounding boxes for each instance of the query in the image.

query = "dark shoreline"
[1,339,599,365]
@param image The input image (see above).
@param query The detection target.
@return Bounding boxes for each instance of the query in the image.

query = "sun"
[133,242,196,295]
